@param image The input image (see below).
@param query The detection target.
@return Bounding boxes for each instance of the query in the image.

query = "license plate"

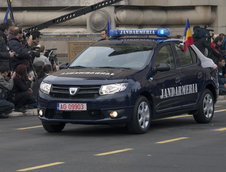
[57,103,87,111]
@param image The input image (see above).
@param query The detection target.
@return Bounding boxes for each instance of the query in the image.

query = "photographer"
[8,27,37,71]
[0,23,15,70]
[0,66,14,118]
[193,26,212,57]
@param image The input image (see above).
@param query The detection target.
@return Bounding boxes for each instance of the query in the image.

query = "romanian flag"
[183,19,194,51]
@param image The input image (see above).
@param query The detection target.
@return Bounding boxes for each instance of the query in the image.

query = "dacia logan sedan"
[38,29,218,134]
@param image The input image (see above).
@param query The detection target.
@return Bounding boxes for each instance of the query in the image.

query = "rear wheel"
[127,96,151,134]
[193,89,214,123]
[42,122,65,133]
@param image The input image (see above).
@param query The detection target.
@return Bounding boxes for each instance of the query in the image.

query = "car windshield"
[69,44,153,69]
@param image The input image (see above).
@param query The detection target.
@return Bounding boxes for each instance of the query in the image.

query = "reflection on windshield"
[70,44,153,69]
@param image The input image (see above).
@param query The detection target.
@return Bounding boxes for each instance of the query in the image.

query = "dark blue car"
[38,29,218,134]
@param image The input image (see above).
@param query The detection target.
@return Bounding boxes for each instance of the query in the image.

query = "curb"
[9,109,38,117]
[217,95,226,101]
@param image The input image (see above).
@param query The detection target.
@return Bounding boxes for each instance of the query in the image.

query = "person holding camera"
[193,26,212,57]
[8,26,34,71]
[0,66,14,118]
[0,23,15,70]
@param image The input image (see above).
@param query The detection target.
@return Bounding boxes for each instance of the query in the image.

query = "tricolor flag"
[183,19,194,51]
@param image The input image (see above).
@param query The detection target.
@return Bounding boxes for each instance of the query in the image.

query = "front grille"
[45,109,104,120]
[50,84,100,99]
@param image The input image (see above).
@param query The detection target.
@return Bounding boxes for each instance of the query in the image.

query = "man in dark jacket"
[8,27,33,71]
[0,66,14,118]
[193,26,212,57]
[0,23,15,70]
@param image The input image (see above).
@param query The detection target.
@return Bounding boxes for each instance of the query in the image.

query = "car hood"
[44,68,139,85]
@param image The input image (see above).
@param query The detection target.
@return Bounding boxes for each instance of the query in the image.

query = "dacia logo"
[69,87,78,95]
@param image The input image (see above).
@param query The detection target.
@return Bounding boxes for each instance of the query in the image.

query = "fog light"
[38,109,44,116]
[109,111,118,118]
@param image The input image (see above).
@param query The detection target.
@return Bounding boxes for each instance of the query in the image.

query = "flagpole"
[6,0,14,22]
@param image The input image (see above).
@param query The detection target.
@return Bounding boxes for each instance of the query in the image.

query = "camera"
[193,25,214,42]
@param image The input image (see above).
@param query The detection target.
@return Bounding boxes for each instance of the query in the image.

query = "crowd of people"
[192,26,226,94]
[0,20,54,118]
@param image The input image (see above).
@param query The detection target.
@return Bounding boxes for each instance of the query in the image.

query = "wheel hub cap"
[138,101,150,129]
[203,94,213,119]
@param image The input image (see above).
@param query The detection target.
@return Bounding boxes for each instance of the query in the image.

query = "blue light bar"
[109,28,170,37]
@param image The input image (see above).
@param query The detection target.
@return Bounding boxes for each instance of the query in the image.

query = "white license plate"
[57,103,87,111]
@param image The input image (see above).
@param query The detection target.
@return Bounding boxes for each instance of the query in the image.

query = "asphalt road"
[1,102,226,172]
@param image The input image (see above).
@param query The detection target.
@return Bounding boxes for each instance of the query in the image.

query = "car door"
[172,42,204,106]
[151,43,182,112]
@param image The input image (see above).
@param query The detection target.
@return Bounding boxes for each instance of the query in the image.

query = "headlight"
[99,83,128,95]
[40,82,52,95]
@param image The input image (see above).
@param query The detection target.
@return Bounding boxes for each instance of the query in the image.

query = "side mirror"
[59,63,69,70]
[155,63,171,72]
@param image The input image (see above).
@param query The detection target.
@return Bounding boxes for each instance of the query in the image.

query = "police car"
[38,28,218,134]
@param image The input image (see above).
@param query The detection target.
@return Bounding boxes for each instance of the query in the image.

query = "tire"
[193,89,214,123]
[127,96,151,134]
[42,122,65,133]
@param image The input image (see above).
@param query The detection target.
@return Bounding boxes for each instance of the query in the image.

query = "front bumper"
[38,92,134,124]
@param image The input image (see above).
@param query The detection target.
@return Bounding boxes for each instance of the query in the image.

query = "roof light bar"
[109,28,170,37]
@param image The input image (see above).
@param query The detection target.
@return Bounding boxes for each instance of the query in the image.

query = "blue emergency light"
[109,28,170,37]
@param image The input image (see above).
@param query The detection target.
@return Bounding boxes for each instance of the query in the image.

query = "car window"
[174,43,193,66]
[155,45,175,69]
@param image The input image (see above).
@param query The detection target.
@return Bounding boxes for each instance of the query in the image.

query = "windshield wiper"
[69,65,87,69]
[97,66,131,69]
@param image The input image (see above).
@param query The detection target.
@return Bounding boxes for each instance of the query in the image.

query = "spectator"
[33,45,51,66]
[0,23,15,70]
[220,33,226,57]
[99,30,108,40]
[13,64,36,112]
[5,19,16,34]
[209,36,224,63]
[32,61,46,99]
[219,33,225,39]
[30,31,41,47]
[217,58,226,95]
[0,66,14,118]
[44,64,53,75]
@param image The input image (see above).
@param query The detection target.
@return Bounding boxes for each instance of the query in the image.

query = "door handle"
[175,77,181,84]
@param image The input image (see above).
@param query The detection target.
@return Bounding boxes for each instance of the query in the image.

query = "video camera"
[193,25,214,41]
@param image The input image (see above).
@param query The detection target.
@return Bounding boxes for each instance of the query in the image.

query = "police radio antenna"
[23,0,123,34]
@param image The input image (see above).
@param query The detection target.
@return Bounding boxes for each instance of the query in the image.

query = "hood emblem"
[69,87,78,95]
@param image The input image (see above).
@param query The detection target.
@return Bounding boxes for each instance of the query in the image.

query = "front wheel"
[127,96,151,134]
[193,89,214,123]
[42,122,65,133]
